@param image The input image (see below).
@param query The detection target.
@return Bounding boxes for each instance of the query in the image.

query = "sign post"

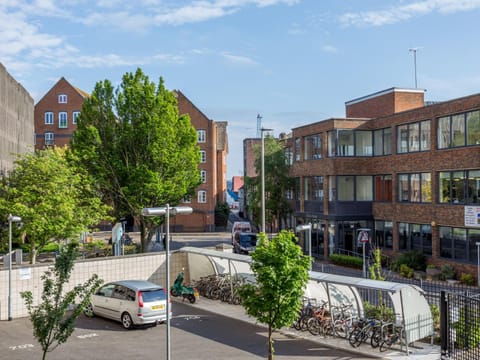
[357,229,370,278]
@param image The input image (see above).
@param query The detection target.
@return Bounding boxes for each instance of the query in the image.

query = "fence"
[441,291,480,360]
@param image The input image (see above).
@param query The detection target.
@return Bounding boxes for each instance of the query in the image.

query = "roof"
[345,87,425,106]
[232,176,244,192]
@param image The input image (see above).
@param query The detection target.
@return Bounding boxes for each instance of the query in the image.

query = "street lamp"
[141,205,192,360]
[8,214,22,321]
[296,223,312,270]
[261,127,273,233]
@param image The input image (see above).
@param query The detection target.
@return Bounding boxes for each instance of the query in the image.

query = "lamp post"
[141,205,192,360]
[476,242,480,287]
[261,127,273,233]
[296,223,312,270]
[8,214,21,321]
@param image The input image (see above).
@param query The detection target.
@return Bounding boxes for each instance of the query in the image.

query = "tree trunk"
[268,324,274,360]
[140,219,147,253]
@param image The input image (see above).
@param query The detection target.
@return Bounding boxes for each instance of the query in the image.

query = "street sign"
[357,230,369,243]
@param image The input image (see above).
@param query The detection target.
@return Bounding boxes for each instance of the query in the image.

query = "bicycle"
[379,322,406,352]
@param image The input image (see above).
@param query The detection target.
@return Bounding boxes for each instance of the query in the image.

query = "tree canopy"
[238,231,310,360]
[0,147,111,263]
[70,68,200,251]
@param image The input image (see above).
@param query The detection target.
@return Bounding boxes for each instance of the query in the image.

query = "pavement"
[177,297,441,360]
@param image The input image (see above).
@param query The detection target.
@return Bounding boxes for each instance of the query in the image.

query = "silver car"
[84,280,168,329]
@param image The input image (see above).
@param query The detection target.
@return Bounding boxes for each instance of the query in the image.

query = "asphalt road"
[1,302,375,360]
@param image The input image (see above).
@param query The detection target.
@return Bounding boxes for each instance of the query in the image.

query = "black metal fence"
[441,291,480,360]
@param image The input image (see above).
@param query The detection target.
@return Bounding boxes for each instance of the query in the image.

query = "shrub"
[329,254,363,269]
[363,301,395,321]
[439,264,456,280]
[460,273,475,286]
[399,264,414,278]
[390,250,426,272]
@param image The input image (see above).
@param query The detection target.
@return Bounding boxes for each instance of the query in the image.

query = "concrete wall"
[0,63,34,173]
[0,251,189,320]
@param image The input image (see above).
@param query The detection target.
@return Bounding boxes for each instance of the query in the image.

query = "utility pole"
[409,48,419,88]
[256,114,262,138]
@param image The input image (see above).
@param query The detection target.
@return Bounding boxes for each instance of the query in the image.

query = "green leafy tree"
[0,148,111,264]
[214,201,231,228]
[71,68,200,251]
[238,231,310,360]
[246,136,294,232]
[21,242,103,360]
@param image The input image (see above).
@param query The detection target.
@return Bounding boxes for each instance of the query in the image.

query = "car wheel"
[84,303,95,318]
[121,312,134,330]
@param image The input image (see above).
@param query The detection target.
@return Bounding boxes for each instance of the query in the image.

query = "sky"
[2,0,480,179]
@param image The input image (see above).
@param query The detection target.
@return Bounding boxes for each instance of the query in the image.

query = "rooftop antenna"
[256,114,262,138]
[409,48,419,88]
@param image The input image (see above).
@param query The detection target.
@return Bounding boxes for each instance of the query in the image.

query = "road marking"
[9,344,34,351]
[77,333,98,339]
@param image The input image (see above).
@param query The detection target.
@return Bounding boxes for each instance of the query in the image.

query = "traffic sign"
[358,230,369,243]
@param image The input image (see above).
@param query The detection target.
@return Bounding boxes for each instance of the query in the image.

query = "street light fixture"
[260,127,273,233]
[8,213,22,321]
[141,205,192,360]
[296,223,312,270]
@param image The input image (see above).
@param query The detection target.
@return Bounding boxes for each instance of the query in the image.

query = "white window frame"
[45,132,54,145]
[45,112,54,125]
[58,94,67,103]
[183,195,192,203]
[72,111,80,124]
[58,112,68,128]
[200,150,206,163]
[197,130,206,143]
[200,169,207,183]
[198,190,207,203]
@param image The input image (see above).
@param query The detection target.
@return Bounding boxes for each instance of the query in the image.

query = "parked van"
[231,221,252,243]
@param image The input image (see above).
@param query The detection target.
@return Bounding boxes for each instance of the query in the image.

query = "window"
[328,129,372,157]
[356,176,373,201]
[374,220,393,249]
[183,195,192,203]
[439,226,478,261]
[200,170,206,183]
[304,176,323,201]
[437,111,479,149]
[294,178,301,200]
[197,190,207,203]
[72,111,80,124]
[398,222,432,255]
[397,120,430,153]
[294,138,301,161]
[58,112,67,128]
[284,147,293,165]
[355,131,372,156]
[374,175,392,202]
[337,130,354,156]
[197,130,206,143]
[398,173,431,203]
[373,128,391,156]
[439,170,479,204]
[45,132,54,146]
[304,134,322,160]
[44,112,54,125]
[335,175,372,201]
[337,176,354,201]
[285,189,293,200]
[58,94,67,103]
[200,150,206,163]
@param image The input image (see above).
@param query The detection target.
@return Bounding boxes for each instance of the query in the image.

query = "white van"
[231,221,252,243]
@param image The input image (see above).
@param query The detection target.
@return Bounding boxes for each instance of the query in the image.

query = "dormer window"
[58,94,67,103]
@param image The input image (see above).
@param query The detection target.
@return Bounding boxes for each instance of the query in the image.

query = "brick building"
[0,63,34,174]
[288,87,480,276]
[34,79,228,232]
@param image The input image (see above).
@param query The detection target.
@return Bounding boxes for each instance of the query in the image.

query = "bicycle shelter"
[177,246,433,352]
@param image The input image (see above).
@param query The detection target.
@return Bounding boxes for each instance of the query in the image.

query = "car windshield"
[141,289,166,302]
[239,234,257,247]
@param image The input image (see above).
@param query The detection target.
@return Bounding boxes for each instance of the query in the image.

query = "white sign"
[357,230,369,243]
[465,206,480,228]
[19,267,31,280]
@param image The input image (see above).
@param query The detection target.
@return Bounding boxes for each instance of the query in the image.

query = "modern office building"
[0,63,34,175]
[288,87,480,275]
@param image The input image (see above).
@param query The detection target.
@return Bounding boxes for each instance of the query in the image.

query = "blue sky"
[2,0,480,179]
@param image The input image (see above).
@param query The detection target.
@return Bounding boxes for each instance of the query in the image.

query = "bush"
[391,250,426,272]
[439,264,456,280]
[460,273,475,286]
[363,301,395,321]
[329,254,363,269]
[399,264,414,278]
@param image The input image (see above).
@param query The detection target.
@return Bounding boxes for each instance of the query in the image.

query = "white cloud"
[221,52,258,65]
[321,45,338,54]
[339,0,480,27]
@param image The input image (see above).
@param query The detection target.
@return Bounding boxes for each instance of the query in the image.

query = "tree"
[21,242,102,360]
[246,136,294,232]
[0,148,111,264]
[214,201,231,228]
[238,231,310,360]
[71,69,200,251]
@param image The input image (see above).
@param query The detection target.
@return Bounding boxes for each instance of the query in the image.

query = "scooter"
[170,271,198,304]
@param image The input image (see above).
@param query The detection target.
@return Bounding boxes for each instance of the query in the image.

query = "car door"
[93,284,116,318]
[109,285,129,321]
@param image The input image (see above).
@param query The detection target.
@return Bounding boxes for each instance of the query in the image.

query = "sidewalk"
[176,297,441,360]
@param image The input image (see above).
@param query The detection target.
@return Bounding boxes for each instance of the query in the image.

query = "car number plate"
[152,304,165,310]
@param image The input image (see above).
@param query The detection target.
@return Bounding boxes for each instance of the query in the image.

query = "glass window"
[356,176,373,201]
[200,150,206,163]
[408,122,419,152]
[45,132,54,145]
[452,171,466,203]
[439,172,451,203]
[337,130,354,156]
[374,129,383,156]
[198,190,207,203]
[467,111,480,145]
[197,130,206,143]
[452,114,465,147]
[383,128,392,155]
[409,173,420,202]
[285,147,293,165]
[58,112,67,128]
[327,131,335,157]
[397,125,408,153]
[355,131,372,156]
[469,229,480,263]
[337,176,354,201]
[375,175,392,202]
[399,173,431,203]
[421,173,432,202]
[295,138,301,161]
[328,176,335,201]
[437,116,450,149]
[44,112,54,125]
[294,177,301,200]
[420,120,431,150]
[200,170,206,183]
[439,227,453,258]
[58,94,67,103]
[468,170,480,204]
[304,134,322,160]
[398,174,409,202]
[453,228,467,260]
[183,195,192,203]
[398,223,408,250]
[72,111,80,124]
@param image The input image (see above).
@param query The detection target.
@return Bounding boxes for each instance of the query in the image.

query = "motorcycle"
[170,271,199,304]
